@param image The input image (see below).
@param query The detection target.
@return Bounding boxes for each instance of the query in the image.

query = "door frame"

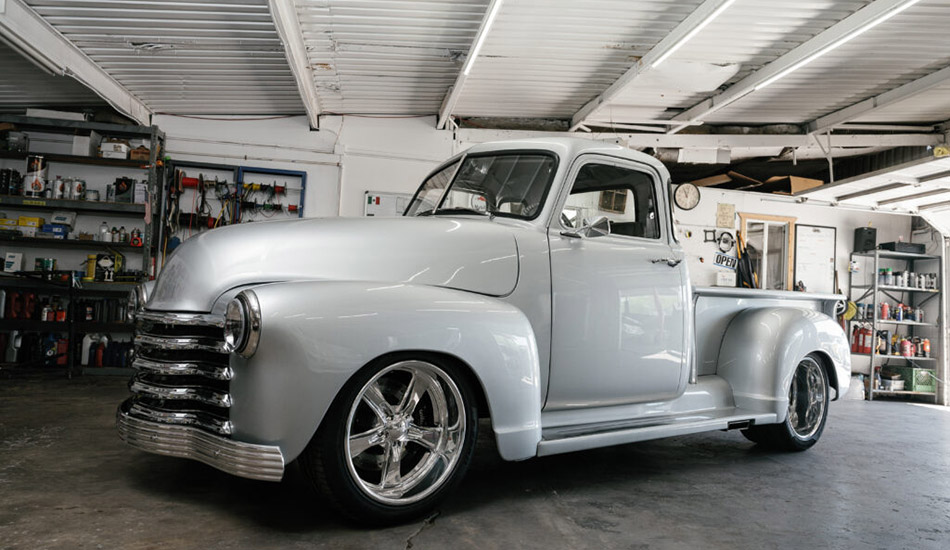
[546,153,674,246]
[738,212,797,291]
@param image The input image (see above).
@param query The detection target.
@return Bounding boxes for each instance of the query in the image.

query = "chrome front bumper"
[117,399,285,482]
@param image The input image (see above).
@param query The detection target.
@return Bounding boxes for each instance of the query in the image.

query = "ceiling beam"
[669,0,923,132]
[809,65,950,133]
[455,128,942,149]
[437,0,504,130]
[268,0,321,130]
[918,199,950,211]
[0,0,150,125]
[569,0,737,131]
[836,182,910,202]
[878,188,950,206]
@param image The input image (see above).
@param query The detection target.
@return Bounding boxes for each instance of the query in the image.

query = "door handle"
[651,258,682,267]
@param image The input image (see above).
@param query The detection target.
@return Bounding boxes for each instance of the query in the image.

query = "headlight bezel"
[127,283,149,323]
[223,290,262,358]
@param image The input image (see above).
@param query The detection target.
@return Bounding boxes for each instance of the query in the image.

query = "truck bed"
[693,287,844,377]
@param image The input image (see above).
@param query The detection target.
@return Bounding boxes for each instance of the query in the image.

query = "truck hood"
[147,216,521,312]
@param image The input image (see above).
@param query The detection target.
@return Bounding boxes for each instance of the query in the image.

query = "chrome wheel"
[344,360,466,505]
[787,356,827,440]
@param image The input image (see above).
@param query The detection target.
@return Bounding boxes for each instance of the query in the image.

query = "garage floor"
[1,376,948,550]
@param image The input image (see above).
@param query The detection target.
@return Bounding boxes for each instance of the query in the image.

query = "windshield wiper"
[433,207,490,217]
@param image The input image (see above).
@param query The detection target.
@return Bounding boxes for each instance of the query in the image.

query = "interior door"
[545,157,689,410]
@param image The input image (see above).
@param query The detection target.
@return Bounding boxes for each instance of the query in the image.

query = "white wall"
[675,187,912,289]
[153,114,455,218]
[332,115,454,217]
[153,114,340,217]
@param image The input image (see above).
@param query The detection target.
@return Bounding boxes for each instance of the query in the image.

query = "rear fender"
[225,281,542,463]
[716,307,851,420]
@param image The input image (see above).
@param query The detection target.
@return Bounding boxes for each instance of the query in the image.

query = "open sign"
[714,253,738,270]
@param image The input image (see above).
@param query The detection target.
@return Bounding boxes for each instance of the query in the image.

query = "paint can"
[70,178,86,200]
[24,155,47,197]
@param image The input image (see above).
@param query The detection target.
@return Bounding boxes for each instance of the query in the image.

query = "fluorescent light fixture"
[652,0,738,69]
[461,0,504,76]
[754,0,921,91]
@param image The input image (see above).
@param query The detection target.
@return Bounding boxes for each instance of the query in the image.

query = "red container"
[900,338,914,358]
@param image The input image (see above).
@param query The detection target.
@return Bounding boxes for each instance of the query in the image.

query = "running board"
[536,408,777,457]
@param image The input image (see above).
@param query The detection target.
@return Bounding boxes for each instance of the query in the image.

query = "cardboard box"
[18,216,45,227]
[19,226,37,238]
[129,146,150,161]
[101,150,129,160]
[691,174,733,188]
[50,211,76,229]
[0,218,18,227]
[690,171,763,190]
[41,224,68,236]
[759,176,823,195]
[133,182,148,203]
[4,252,23,272]
[71,131,101,157]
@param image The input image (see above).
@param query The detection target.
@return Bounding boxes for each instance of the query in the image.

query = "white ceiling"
[22,0,305,115]
[2,0,949,133]
[0,41,104,111]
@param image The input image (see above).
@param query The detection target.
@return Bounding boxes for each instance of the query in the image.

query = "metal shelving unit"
[848,250,941,402]
[0,114,162,377]
[0,274,134,376]
[0,113,164,273]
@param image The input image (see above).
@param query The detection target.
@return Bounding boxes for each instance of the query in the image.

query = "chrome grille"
[127,311,232,436]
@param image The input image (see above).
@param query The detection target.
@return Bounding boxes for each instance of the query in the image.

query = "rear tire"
[299,355,478,525]
[741,354,829,452]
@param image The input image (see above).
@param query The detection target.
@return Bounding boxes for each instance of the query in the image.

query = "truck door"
[545,156,689,410]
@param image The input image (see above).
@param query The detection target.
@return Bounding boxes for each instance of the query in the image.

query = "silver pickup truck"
[118,138,850,524]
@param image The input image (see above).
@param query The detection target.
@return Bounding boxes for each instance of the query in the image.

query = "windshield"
[404,152,558,219]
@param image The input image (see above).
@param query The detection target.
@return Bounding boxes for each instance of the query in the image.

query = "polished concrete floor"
[1,375,948,550]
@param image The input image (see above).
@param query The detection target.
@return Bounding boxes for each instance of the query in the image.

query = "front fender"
[226,281,542,463]
[717,307,851,420]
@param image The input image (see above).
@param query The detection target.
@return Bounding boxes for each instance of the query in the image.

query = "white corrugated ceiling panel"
[295,0,489,114]
[24,0,305,115]
[799,156,950,213]
[599,0,875,124]
[0,42,105,111]
[851,81,950,124]
[701,0,950,124]
[453,0,706,119]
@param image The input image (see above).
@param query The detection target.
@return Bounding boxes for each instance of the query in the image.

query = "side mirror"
[561,216,610,239]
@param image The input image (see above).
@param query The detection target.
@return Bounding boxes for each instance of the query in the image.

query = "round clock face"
[674,183,700,210]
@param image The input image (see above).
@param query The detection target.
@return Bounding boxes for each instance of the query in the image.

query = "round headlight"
[223,291,261,358]
[224,299,246,352]
[127,290,138,323]
[127,283,149,323]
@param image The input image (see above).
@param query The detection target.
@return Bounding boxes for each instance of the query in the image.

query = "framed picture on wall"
[599,189,627,213]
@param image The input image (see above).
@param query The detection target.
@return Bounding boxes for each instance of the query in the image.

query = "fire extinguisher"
[851,326,859,353]
[864,328,873,354]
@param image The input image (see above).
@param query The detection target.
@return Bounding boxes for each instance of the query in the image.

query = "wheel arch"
[227,281,543,465]
[717,307,851,419]
[808,349,841,400]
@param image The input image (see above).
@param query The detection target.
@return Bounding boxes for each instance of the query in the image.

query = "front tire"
[299,356,478,525]
[741,354,830,451]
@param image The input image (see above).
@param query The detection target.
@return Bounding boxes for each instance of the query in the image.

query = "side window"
[562,163,659,239]
[404,160,459,216]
